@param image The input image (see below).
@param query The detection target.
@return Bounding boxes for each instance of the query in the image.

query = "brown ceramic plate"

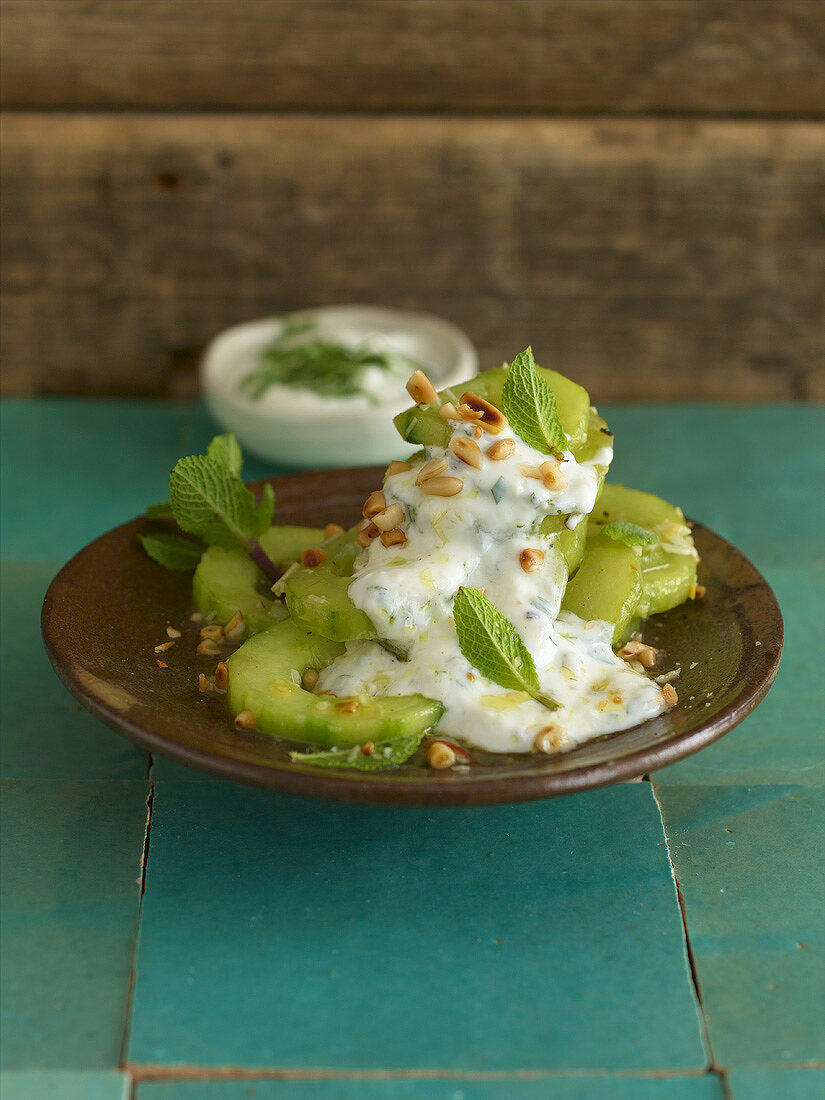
[42,466,782,806]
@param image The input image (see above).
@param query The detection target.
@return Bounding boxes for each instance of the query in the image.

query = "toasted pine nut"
[540,459,567,491]
[335,699,359,714]
[689,583,707,599]
[487,438,515,461]
[224,611,245,644]
[427,741,456,769]
[456,403,484,422]
[301,667,319,691]
[197,638,222,656]
[460,391,508,434]
[439,402,460,420]
[154,640,176,653]
[361,741,375,756]
[156,660,168,669]
[189,611,204,623]
[520,548,545,573]
[362,490,386,519]
[199,624,224,642]
[385,460,412,478]
[301,547,326,568]
[380,527,408,548]
[534,725,564,753]
[166,626,182,639]
[518,463,543,480]
[372,503,405,531]
[449,435,483,469]
[323,523,344,538]
[415,455,448,485]
[619,640,659,669]
[356,522,380,548]
[198,673,211,693]
[469,424,483,439]
[406,369,439,405]
[214,661,229,690]
[419,476,464,497]
[662,684,679,707]
[234,710,256,730]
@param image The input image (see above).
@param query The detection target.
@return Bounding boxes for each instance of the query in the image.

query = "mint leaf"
[207,432,243,476]
[145,500,173,518]
[138,532,203,570]
[602,522,658,546]
[169,454,270,549]
[501,347,566,457]
[289,729,426,770]
[453,587,558,710]
[255,482,276,531]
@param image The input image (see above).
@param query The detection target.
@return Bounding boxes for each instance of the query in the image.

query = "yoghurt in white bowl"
[200,306,478,468]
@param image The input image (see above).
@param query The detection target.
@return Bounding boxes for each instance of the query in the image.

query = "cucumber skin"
[227,620,443,747]
[192,546,288,633]
[561,535,642,645]
[258,525,325,567]
[394,364,591,452]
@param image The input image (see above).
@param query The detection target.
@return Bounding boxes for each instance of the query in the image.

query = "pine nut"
[540,459,567,491]
[520,548,545,572]
[534,725,564,753]
[449,435,483,469]
[301,667,319,691]
[380,527,408,547]
[214,661,229,690]
[166,626,182,639]
[335,699,359,714]
[199,624,224,642]
[197,638,222,656]
[518,463,543,480]
[439,402,460,420]
[406,369,439,405]
[234,710,256,730]
[198,673,211,693]
[356,522,380,548]
[156,660,168,669]
[460,391,508,434]
[224,610,245,644]
[427,741,456,769]
[619,641,659,669]
[419,476,464,497]
[415,455,448,484]
[362,490,386,518]
[301,547,326,568]
[372,503,405,531]
[487,438,515,461]
[469,424,483,439]
[385,460,412,478]
[324,523,344,538]
[662,684,679,707]
[456,403,484,422]
[154,640,176,653]
[361,741,375,756]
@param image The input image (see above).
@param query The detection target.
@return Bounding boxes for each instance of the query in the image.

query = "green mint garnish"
[601,522,658,546]
[501,346,566,457]
[289,729,426,770]
[453,587,559,710]
[144,500,173,519]
[206,432,243,476]
[240,315,423,402]
[137,533,204,571]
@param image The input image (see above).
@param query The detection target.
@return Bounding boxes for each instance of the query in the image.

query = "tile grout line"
[650,783,733,1098]
[126,1065,717,1083]
[120,752,156,1093]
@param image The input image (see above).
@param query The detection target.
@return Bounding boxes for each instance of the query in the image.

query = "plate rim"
[41,469,784,806]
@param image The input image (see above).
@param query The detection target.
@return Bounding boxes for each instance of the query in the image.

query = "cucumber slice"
[560,534,642,645]
[227,620,443,747]
[193,546,289,633]
[282,525,377,642]
[258,525,325,567]
[588,483,698,616]
[394,364,590,453]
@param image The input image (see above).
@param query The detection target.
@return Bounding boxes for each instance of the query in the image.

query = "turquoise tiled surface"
[728,1067,825,1099]
[0,561,148,780]
[2,399,823,1096]
[135,1076,727,1099]
[656,785,825,1068]
[0,1070,129,1100]
[0,780,148,1070]
[128,782,704,1071]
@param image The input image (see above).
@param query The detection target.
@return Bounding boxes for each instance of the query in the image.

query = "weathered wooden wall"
[1,1,823,399]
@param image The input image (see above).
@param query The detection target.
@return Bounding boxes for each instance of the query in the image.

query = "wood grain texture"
[2,0,824,116]
[2,113,823,400]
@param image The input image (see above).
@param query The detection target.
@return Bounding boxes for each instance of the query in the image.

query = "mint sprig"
[501,347,566,457]
[289,729,426,770]
[138,532,204,571]
[207,432,243,476]
[602,522,658,547]
[453,587,559,710]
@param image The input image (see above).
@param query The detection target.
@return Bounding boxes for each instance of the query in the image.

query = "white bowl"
[200,306,478,468]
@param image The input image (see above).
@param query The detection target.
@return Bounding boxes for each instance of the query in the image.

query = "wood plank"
[2,0,824,116]
[1,113,822,400]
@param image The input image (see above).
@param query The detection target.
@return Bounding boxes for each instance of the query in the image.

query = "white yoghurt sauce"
[317,417,667,753]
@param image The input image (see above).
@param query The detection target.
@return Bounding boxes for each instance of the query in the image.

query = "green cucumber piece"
[227,620,443,747]
[588,483,698,616]
[284,565,376,642]
[394,364,590,452]
[192,546,288,633]
[560,534,642,645]
[258,524,325,567]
